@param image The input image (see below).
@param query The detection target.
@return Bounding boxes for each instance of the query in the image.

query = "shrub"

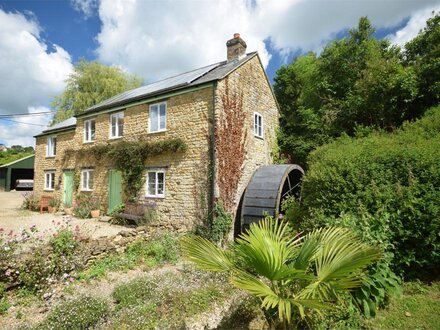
[37,296,109,330]
[195,201,232,243]
[286,106,440,278]
[73,193,93,218]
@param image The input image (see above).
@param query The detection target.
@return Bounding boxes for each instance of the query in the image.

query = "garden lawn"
[367,281,440,330]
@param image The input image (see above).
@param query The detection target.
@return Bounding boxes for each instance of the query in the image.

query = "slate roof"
[82,52,258,115]
[34,116,77,137]
[34,51,258,137]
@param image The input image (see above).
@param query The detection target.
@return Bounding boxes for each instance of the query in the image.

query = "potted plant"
[90,198,101,218]
[48,197,60,213]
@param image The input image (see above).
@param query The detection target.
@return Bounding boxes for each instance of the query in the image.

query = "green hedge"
[288,106,440,278]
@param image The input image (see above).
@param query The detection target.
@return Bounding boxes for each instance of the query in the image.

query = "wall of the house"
[35,86,214,231]
[34,131,76,200]
[214,55,279,215]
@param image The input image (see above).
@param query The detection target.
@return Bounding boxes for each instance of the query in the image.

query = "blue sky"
[0,0,438,147]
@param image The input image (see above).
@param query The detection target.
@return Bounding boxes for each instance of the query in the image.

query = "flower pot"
[64,207,73,215]
[91,209,100,218]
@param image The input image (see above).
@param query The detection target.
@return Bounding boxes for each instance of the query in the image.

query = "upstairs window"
[253,112,263,138]
[81,169,94,191]
[84,119,96,142]
[110,112,124,138]
[46,136,57,157]
[44,171,55,190]
[146,169,165,198]
[149,102,166,133]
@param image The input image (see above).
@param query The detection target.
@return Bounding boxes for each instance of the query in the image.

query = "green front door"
[108,169,122,214]
[63,172,74,207]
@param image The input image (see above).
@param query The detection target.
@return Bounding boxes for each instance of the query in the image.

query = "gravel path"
[0,191,126,239]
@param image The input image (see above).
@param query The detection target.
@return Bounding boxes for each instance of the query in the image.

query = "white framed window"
[81,169,94,191]
[149,102,166,133]
[84,119,96,142]
[44,171,55,190]
[109,112,124,138]
[145,169,165,198]
[253,112,263,138]
[46,136,57,157]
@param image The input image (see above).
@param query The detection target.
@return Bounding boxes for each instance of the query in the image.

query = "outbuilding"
[0,155,35,191]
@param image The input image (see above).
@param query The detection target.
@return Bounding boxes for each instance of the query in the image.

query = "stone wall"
[214,55,279,216]
[35,86,214,231]
[34,130,76,201]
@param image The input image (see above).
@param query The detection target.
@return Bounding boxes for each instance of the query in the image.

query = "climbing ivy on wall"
[215,78,247,211]
[63,138,187,200]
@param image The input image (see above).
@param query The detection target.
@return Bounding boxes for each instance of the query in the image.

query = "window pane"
[50,173,55,189]
[53,138,56,155]
[91,120,95,140]
[150,105,158,132]
[157,172,164,195]
[118,117,124,136]
[88,171,94,189]
[148,172,156,195]
[159,104,166,130]
[82,172,87,189]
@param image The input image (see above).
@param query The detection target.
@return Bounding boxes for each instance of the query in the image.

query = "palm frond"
[180,235,234,272]
[235,218,301,281]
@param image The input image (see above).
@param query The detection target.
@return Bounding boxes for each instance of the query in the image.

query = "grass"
[367,281,440,330]
[78,232,179,281]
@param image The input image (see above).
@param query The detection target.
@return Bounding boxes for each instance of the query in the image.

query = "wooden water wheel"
[236,164,304,235]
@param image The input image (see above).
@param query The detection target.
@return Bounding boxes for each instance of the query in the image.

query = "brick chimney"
[226,33,247,61]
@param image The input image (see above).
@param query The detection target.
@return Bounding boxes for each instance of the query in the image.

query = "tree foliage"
[275,15,438,165]
[51,59,142,124]
[284,106,440,278]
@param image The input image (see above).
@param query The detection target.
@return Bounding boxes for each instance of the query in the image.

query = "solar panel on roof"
[86,62,221,112]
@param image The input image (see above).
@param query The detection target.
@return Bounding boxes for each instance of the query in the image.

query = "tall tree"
[51,60,142,124]
[274,17,419,165]
[405,11,440,112]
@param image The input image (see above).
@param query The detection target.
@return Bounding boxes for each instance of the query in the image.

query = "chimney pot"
[226,33,247,62]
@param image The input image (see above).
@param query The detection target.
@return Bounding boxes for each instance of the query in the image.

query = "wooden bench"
[36,195,51,213]
[115,202,148,224]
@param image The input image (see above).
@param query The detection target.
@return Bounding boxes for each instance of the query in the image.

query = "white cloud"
[96,0,270,82]
[388,5,440,46]
[0,9,73,147]
[96,0,439,81]
[0,107,52,147]
[70,0,98,19]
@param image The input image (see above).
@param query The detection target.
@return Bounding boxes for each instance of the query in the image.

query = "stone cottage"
[34,34,279,230]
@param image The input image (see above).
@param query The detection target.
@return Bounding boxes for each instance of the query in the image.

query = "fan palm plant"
[181,218,381,327]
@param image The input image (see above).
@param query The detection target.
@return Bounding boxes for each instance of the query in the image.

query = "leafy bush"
[0,283,9,315]
[73,194,92,218]
[195,201,232,243]
[286,106,440,278]
[37,295,109,330]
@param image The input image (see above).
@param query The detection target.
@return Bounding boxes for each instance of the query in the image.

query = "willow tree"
[51,59,142,124]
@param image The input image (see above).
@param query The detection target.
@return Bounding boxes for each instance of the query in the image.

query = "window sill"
[80,189,93,192]
[44,189,54,192]
[83,141,95,144]
[45,156,56,159]
[148,129,167,135]
[254,134,264,140]
[145,195,165,199]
